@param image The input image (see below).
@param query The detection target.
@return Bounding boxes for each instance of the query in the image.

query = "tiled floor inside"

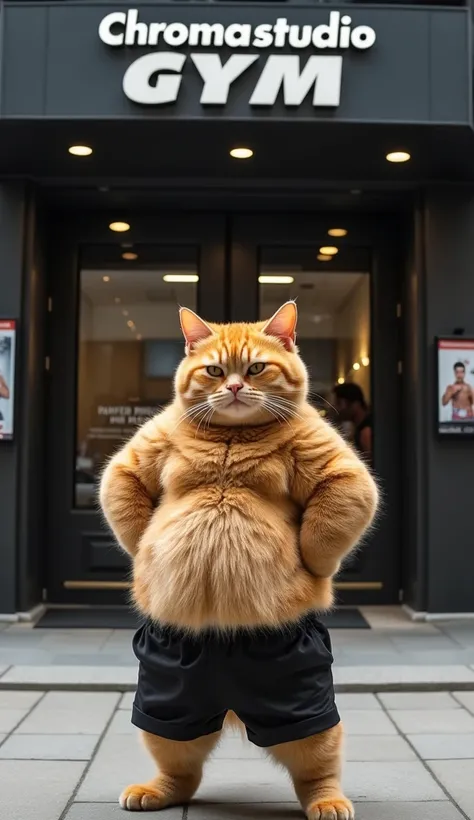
[0,689,473,820]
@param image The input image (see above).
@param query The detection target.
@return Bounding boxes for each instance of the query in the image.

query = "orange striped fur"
[100,302,377,818]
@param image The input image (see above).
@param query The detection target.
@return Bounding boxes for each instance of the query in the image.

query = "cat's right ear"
[179,307,214,354]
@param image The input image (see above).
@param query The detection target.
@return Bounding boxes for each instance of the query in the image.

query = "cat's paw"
[307,797,354,820]
[119,784,167,811]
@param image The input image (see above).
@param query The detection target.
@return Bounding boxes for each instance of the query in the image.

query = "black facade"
[0,0,473,617]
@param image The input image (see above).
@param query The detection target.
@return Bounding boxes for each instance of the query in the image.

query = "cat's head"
[174,302,308,426]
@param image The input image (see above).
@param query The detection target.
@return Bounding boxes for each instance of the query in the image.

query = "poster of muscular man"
[437,338,474,436]
[0,320,16,440]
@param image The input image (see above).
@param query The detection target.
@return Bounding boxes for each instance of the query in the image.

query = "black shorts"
[131,614,340,748]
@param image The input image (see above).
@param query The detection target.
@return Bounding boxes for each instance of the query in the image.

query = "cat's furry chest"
[161,437,290,497]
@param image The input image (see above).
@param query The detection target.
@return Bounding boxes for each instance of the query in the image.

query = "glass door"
[47,213,225,604]
[230,213,402,605]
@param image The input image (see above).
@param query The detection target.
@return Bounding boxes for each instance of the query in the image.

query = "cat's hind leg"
[120,730,221,811]
[268,723,354,820]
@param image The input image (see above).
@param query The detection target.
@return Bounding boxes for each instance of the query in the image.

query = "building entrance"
[46,209,401,606]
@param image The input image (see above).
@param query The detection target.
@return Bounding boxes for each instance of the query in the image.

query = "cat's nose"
[227,382,244,395]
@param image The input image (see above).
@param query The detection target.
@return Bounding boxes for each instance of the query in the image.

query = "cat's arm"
[291,416,379,578]
[99,414,168,557]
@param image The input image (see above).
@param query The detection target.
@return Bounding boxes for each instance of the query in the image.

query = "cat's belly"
[133,489,332,629]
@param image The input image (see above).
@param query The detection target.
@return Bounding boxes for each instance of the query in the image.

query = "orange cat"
[100,302,378,820]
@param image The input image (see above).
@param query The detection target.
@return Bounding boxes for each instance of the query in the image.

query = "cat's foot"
[119,784,168,811]
[307,796,354,820]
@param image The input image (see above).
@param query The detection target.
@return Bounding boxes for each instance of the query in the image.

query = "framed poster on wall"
[0,320,16,441]
[437,337,474,437]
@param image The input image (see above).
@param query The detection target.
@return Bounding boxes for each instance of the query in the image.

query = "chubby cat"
[100,301,378,820]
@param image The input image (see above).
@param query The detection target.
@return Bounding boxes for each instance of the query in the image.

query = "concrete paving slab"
[16,692,120,734]
[389,708,474,734]
[334,665,474,689]
[189,803,464,820]
[119,692,135,710]
[335,693,381,710]
[0,759,86,820]
[0,665,138,689]
[107,709,136,734]
[378,692,460,710]
[452,690,474,712]
[408,732,474,759]
[353,804,464,820]
[65,805,182,820]
[197,758,294,803]
[0,708,29,732]
[188,805,301,820]
[345,735,417,762]
[213,736,266,760]
[343,761,445,802]
[341,709,397,735]
[77,732,155,802]
[428,759,474,819]
[0,733,100,760]
[0,690,44,709]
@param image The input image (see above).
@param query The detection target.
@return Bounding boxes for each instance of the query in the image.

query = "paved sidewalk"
[1,689,473,820]
[2,608,474,690]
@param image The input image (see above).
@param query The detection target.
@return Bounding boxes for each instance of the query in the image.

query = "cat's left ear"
[179,307,214,354]
[262,301,297,351]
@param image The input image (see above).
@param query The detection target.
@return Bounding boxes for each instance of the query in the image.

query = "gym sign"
[98,10,376,108]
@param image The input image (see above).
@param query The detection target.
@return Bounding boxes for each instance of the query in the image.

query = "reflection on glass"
[259,249,371,461]
[75,245,197,507]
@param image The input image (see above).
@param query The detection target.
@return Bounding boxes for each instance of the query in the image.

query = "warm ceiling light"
[163,274,199,283]
[230,147,253,159]
[353,362,361,371]
[114,297,121,304]
[109,221,130,232]
[136,334,143,341]
[258,275,294,285]
[102,275,110,283]
[328,228,347,238]
[319,246,338,256]
[317,254,332,262]
[122,310,129,317]
[361,356,370,367]
[68,145,92,157]
[127,320,135,328]
[122,252,138,261]
[386,151,411,163]
[337,377,345,385]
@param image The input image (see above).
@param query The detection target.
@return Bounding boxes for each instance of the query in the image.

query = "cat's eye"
[247,362,266,376]
[206,365,225,377]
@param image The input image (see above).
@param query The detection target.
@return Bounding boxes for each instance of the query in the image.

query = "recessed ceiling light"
[122,310,129,317]
[337,377,345,385]
[386,151,411,163]
[230,147,253,159]
[317,254,332,262]
[114,297,121,304]
[109,221,130,232]
[361,356,370,367]
[319,246,338,256]
[163,274,199,283]
[328,228,347,238]
[122,252,138,261]
[258,275,294,285]
[353,362,361,371]
[127,320,135,328]
[102,275,110,283]
[68,145,92,157]
[136,334,143,341]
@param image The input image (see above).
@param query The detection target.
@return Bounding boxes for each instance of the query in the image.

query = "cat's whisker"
[307,390,338,415]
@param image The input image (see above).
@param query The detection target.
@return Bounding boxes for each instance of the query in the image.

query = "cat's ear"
[179,307,214,353]
[262,301,297,351]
